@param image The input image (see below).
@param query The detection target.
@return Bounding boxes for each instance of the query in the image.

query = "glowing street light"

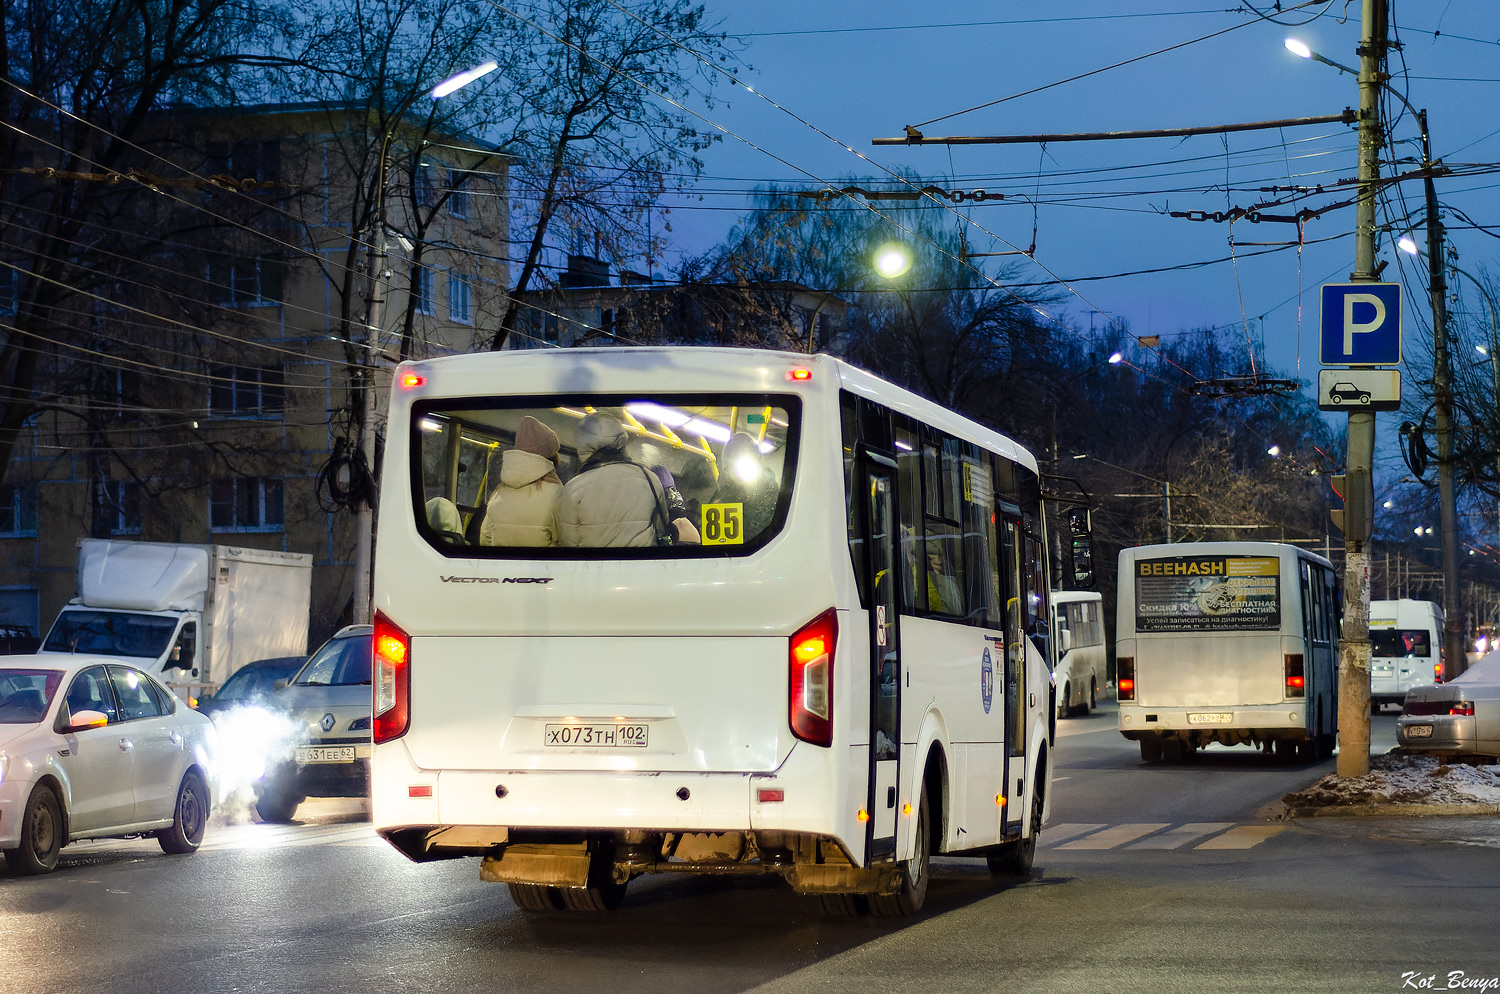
[1107,352,1123,365]
[431,60,499,99]
[873,243,912,279]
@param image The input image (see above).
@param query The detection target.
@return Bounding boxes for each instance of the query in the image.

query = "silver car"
[254,626,372,822]
[1396,654,1500,760]
[0,655,218,874]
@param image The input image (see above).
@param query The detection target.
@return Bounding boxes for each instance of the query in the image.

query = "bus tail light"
[1435,662,1445,684]
[373,610,411,743]
[790,608,837,747]
[1116,657,1135,701]
[1284,653,1306,698]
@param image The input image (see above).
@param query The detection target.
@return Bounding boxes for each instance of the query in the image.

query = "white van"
[1369,599,1444,711]
[1051,590,1107,716]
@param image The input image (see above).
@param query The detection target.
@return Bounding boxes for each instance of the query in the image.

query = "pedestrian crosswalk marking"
[1193,825,1285,849]
[1057,823,1170,849]
[1042,821,1284,851]
[1128,822,1236,850]
[1040,823,1106,846]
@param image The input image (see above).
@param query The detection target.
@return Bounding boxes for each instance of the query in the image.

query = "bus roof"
[396,347,1039,474]
[1120,540,1335,571]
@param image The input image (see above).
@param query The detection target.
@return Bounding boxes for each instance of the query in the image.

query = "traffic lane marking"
[1128,822,1235,849]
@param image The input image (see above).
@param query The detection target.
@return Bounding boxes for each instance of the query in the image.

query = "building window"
[98,480,142,535]
[0,484,38,537]
[210,477,284,531]
[448,272,472,324]
[448,170,471,219]
[209,365,284,416]
[0,265,18,314]
[414,164,435,206]
[207,254,283,306]
[98,368,141,421]
[412,265,434,316]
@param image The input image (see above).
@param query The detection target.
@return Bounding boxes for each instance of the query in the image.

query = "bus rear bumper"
[1118,705,1310,746]
[370,739,866,886]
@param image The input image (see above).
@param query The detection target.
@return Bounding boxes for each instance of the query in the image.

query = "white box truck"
[1369,599,1444,711]
[39,539,313,695]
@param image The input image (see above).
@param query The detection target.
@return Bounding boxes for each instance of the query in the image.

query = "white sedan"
[0,654,219,875]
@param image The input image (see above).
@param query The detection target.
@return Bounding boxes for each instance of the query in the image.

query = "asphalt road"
[3,706,1498,994]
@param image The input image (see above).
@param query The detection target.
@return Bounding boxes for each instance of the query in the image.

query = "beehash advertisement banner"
[1134,555,1281,632]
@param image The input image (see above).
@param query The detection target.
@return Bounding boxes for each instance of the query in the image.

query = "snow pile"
[1283,752,1500,810]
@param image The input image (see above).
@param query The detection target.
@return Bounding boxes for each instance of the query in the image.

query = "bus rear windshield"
[1134,555,1282,632]
[412,395,798,556]
[1371,629,1432,658]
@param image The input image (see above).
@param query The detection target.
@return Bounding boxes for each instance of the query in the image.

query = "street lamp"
[351,62,496,625]
[873,242,912,280]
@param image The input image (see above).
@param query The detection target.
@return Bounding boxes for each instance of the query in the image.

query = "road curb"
[1284,802,1500,819]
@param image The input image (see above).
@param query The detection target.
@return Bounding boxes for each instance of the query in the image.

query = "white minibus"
[1369,599,1444,711]
[369,348,1078,916]
[1051,590,1107,717]
[1115,541,1338,763]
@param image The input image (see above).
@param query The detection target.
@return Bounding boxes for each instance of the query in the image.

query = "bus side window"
[840,393,868,606]
[894,418,923,613]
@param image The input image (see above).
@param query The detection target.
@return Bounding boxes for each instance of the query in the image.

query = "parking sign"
[1320,283,1402,366]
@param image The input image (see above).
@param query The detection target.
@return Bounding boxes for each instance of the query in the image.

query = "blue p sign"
[1320,283,1402,366]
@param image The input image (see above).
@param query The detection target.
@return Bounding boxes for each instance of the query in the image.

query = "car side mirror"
[64,709,109,732]
[274,679,289,691]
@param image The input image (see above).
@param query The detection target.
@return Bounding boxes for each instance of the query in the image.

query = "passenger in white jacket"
[559,413,669,548]
[479,415,563,547]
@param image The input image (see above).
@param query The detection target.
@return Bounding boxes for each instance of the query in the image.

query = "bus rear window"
[412,396,798,556]
[1371,629,1432,658]
[1133,554,1281,632]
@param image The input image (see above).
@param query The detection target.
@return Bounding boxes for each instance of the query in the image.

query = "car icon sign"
[1328,381,1372,405]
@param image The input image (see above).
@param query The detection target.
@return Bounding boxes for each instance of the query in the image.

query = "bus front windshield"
[412,396,798,556]
[42,610,179,659]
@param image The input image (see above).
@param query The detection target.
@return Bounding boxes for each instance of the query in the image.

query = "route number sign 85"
[700,502,745,545]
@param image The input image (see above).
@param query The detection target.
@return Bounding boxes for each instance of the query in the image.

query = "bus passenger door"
[862,459,901,861]
[1000,514,1028,836]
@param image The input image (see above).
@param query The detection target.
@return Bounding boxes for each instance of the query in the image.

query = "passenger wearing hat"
[479,415,563,547]
[559,413,672,548]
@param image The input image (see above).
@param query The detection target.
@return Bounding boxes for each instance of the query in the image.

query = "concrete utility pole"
[353,136,393,627]
[1335,0,1386,779]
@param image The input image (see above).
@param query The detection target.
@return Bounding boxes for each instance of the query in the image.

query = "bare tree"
[486,0,737,350]
[0,0,308,486]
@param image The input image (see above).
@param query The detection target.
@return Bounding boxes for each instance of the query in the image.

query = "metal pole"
[1335,0,1385,779]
